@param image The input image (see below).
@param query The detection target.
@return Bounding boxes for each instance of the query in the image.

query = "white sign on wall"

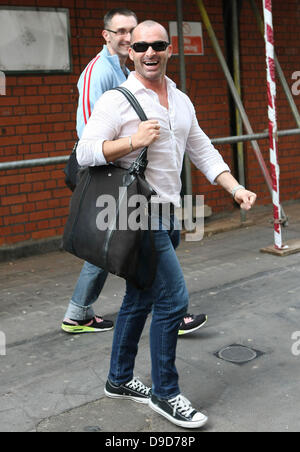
[169,22,204,56]
[0,7,72,73]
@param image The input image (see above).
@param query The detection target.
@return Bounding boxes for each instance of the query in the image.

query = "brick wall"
[0,0,300,248]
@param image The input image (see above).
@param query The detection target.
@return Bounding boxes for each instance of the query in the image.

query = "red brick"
[4,214,29,226]
[0,175,25,186]
[10,205,24,215]
[29,210,54,222]
[27,192,51,202]
[1,194,27,206]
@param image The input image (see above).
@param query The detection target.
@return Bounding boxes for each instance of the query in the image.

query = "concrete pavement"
[1,202,300,432]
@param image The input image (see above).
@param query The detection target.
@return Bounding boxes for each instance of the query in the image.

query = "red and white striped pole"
[262,0,285,250]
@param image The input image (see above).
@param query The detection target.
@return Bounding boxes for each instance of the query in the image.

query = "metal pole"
[232,0,247,222]
[196,0,288,224]
[212,127,300,145]
[176,0,193,202]
[249,0,300,128]
[262,0,286,249]
[1,129,300,172]
[0,155,69,171]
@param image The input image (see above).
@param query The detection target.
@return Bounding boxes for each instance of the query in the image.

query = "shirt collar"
[101,45,129,73]
[125,72,177,94]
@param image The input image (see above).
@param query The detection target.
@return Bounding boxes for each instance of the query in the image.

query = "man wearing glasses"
[62,10,207,337]
[76,21,257,428]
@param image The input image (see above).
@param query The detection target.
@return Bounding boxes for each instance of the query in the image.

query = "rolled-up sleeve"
[186,112,231,184]
[77,92,122,167]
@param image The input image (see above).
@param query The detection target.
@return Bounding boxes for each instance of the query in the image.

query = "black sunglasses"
[131,41,170,53]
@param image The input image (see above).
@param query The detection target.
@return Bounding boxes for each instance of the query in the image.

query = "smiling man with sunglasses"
[63,11,207,338]
[76,20,257,429]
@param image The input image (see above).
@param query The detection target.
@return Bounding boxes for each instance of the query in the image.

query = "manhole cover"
[216,344,263,365]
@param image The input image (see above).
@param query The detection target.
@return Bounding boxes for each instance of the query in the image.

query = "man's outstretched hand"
[234,189,257,211]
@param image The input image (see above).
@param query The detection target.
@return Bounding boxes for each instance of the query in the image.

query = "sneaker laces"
[126,377,151,396]
[169,394,195,418]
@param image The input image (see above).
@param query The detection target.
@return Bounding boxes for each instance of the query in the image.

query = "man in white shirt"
[62,9,207,337]
[77,21,257,429]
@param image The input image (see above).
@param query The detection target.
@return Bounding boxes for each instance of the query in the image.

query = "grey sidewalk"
[1,203,300,432]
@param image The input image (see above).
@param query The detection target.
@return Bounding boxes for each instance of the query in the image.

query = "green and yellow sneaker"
[61,315,114,334]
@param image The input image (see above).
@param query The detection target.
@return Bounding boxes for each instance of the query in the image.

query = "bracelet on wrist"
[232,185,245,199]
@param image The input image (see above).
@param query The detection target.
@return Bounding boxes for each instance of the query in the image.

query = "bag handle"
[112,87,149,169]
[112,86,148,121]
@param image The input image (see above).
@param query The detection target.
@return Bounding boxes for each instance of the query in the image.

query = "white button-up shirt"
[77,72,230,207]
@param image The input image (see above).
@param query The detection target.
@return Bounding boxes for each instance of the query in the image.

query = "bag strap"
[112,87,149,167]
[112,86,148,121]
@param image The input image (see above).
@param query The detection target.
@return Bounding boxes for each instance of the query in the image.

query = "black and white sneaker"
[104,377,151,404]
[149,393,208,429]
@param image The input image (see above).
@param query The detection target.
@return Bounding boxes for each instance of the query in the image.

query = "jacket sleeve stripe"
[87,55,101,118]
[82,55,101,125]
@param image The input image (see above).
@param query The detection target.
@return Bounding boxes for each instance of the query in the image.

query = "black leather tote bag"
[63,87,157,289]
[63,141,79,192]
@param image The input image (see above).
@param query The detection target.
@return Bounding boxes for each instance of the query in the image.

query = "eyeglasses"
[131,41,170,53]
[106,28,134,36]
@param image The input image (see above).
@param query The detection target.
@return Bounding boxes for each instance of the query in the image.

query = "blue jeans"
[64,262,108,321]
[108,214,189,400]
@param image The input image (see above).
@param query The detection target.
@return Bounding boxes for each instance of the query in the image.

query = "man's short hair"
[131,21,170,43]
[104,8,138,29]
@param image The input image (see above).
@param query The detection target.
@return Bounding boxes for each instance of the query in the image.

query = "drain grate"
[216,344,263,365]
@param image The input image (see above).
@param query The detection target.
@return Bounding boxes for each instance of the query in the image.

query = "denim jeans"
[64,262,108,321]
[108,214,189,400]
